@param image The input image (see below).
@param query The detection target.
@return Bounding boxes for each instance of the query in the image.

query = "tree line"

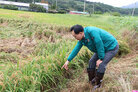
[3,0,138,15]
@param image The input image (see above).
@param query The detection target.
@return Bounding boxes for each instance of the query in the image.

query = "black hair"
[70,24,84,34]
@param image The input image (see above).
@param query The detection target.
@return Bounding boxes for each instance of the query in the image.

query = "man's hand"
[61,60,69,70]
[96,60,103,67]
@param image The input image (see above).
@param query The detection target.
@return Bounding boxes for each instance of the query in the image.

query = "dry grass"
[0,37,37,60]
[61,51,138,92]
[121,29,138,51]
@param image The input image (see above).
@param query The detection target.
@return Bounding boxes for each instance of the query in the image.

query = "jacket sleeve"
[89,31,105,60]
[67,41,83,62]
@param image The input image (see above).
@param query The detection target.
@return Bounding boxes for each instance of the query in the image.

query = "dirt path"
[61,51,138,92]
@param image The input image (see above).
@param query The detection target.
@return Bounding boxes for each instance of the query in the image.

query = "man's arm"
[67,41,83,62]
[61,41,83,70]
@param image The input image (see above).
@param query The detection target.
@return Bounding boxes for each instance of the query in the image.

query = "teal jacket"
[67,26,118,62]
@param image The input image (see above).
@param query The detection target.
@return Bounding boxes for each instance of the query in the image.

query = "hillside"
[3,0,138,15]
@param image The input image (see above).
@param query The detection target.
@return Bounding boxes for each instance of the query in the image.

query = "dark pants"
[88,44,119,73]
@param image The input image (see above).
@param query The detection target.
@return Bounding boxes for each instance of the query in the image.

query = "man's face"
[72,30,84,40]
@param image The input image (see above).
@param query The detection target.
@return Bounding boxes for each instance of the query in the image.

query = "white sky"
[86,0,138,7]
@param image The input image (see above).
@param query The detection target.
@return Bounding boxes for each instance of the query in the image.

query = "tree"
[29,3,46,12]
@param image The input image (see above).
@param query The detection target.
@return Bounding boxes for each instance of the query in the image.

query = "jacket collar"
[81,28,88,43]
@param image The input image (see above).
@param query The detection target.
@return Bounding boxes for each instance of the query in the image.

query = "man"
[61,24,119,88]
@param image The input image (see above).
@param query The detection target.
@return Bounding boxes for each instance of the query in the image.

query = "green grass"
[0,8,137,91]
[0,9,122,29]
[0,9,137,35]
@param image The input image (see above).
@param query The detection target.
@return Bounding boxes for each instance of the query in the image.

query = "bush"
[29,3,46,12]
[3,5,18,10]
[117,40,130,57]
[58,10,66,14]
[94,11,103,14]
[104,12,111,16]
[121,30,138,50]
[111,12,121,16]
